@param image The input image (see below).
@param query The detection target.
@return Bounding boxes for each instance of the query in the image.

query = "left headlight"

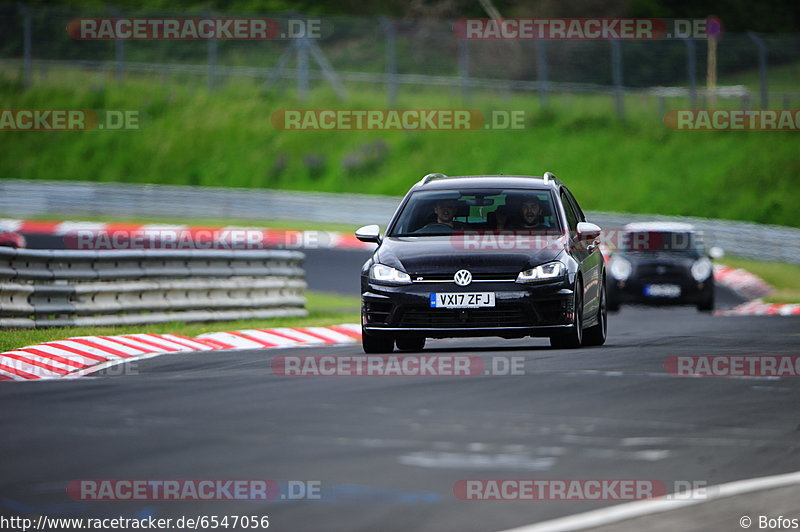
[690,258,713,282]
[516,261,565,283]
[369,263,412,285]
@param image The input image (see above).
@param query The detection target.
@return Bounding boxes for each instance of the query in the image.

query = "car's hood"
[375,235,566,275]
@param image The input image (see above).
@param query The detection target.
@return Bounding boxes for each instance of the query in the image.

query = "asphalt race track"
[3,237,799,531]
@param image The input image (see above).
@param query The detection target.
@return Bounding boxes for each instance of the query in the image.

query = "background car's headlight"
[369,263,412,285]
[691,258,713,281]
[516,261,565,283]
[609,256,632,281]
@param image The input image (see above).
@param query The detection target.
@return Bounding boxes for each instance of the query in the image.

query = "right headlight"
[609,256,632,281]
[369,263,412,285]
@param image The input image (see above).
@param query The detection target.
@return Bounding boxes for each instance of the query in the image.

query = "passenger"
[520,198,547,230]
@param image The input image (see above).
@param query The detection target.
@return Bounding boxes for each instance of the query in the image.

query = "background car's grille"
[398,305,531,328]
[636,264,688,277]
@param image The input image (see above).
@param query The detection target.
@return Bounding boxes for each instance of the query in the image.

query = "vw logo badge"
[657,266,667,275]
[454,269,472,286]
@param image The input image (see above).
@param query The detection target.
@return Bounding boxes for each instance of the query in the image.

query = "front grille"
[411,272,517,283]
[398,305,531,328]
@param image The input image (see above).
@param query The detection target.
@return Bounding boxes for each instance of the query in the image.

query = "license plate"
[644,284,681,298]
[430,292,495,308]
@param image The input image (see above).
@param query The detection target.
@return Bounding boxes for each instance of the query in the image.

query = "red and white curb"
[715,299,800,317]
[0,324,361,382]
[713,264,800,316]
[0,219,373,251]
[713,264,773,300]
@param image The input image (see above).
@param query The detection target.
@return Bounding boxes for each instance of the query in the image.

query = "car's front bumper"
[608,277,713,305]
[361,279,576,339]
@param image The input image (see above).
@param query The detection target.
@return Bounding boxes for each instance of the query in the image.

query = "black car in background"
[355,172,607,352]
[605,222,717,312]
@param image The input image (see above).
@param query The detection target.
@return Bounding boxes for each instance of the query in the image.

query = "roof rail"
[421,172,447,185]
[542,171,557,184]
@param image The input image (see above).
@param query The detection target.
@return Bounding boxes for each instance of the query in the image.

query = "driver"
[414,199,463,234]
[434,199,459,228]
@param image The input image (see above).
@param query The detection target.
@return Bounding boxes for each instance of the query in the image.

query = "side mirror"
[709,246,724,259]
[576,221,602,242]
[355,224,381,244]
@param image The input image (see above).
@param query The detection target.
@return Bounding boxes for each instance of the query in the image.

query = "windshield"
[619,231,705,254]
[389,188,561,237]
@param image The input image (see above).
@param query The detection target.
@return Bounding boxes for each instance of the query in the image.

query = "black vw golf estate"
[355,173,607,352]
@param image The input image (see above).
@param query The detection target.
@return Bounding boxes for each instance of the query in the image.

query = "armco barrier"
[0,247,306,328]
[1,179,799,264]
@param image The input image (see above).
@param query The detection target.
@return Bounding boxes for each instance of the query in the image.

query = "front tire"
[550,281,583,349]
[583,279,607,346]
[607,286,621,312]
[697,292,714,312]
[396,337,426,351]
[362,329,394,353]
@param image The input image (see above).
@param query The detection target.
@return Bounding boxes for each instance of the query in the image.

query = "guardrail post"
[747,31,768,109]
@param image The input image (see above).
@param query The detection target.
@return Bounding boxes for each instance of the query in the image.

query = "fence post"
[108,6,125,81]
[297,36,309,100]
[458,38,471,104]
[610,39,624,120]
[535,39,549,108]
[380,17,398,107]
[748,31,768,108]
[706,33,717,107]
[17,3,32,89]
[207,9,218,91]
[684,37,697,108]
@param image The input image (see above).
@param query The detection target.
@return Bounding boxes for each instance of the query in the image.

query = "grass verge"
[0,290,360,353]
[721,257,800,304]
[1,66,799,227]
